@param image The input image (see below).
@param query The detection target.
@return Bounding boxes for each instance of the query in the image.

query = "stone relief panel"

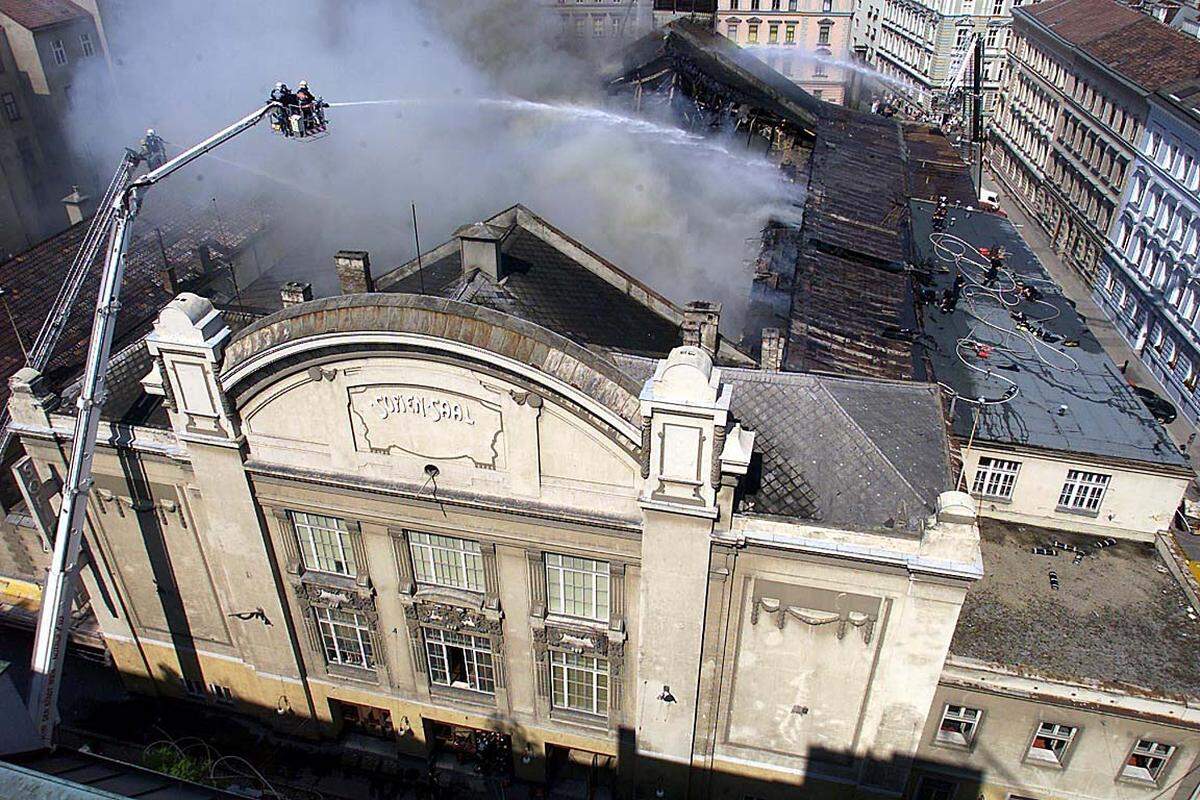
[725,578,888,762]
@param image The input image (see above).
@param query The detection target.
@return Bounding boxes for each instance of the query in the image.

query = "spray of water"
[746,44,927,100]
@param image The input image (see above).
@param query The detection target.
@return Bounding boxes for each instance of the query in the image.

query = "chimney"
[761,327,784,372]
[336,250,374,294]
[160,264,179,294]
[281,281,313,307]
[61,185,93,226]
[197,244,215,275]
[456,223,506,282]
[682,301,722,357]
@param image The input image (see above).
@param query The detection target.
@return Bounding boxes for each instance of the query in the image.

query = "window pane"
[292,512,356,575]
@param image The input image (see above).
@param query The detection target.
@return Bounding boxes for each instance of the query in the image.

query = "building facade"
[864,0,1013,119]
[8,200,1200,799]
[1094,82,1200,426]
[551,0,655,45]
[717,0,855,105]
[988,0,1200,286]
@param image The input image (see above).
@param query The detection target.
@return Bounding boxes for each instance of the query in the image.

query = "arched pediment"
[220,295,647,513]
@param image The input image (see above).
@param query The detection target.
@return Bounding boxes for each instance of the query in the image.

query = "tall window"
[1028,722,1077,765]
[593,15,604,37]
[747,23,759,42]
[1,92,19,122]
[551,652,609,716]
[971,457,1020,499]
[424,628,495,693]
[822,0,832,10]
[814,57,827,77]
[818,22,831,44]
[51,39,67,65]
[315,607,375,669]
[546,554,610,622]
[79,32,94,57]
[291,512,357,576]
[1122,739,1175,783]
[727,22,739,38]
[409,532,485,592]
[785,22,796,43]
[730,0,739,8]
[768,23,779,43]
[1057,470,1110,513]
[935,704,981,746]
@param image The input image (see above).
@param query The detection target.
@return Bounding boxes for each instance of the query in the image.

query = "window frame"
[424,626,496,695]
[408,531,485,593]
[545,553,611,623]
[1056,470,1110,515]
[550,650,610,717]
[79,32,94,57]
[51,38,68,66]
[934,704,982,748]
[291,511,357,577]
[1120,739,1175,785]
[1,92,19,122]
[1025,721,1078,767]
[315,606,376,671]
[971,457,1021,500]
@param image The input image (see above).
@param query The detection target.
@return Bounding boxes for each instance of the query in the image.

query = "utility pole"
[971,36,985,201]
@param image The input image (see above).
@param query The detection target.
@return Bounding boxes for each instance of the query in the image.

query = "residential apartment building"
[866,0,1014,118]
[989,0,1200,286]
[0,0,107,244]
[9,203,1200,800]
[1096,82,1200,425]
[717,0,855,104]
[0,28,58,259]
[551,0,654,44]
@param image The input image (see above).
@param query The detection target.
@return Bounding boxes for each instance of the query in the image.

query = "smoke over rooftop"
[67,0,800,331]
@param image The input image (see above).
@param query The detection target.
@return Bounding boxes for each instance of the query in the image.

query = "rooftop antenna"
[411,202,425,296]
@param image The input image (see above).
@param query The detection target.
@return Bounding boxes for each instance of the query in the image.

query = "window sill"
[1117,773,1162,788]
[1022,752,1067,770]
[326,663,380,684]
[549,707,611,731]
[545,614,609,631]
[429,683,497,708]
[301,571,359,591]
[1055,506,1101,518]
[971,493,1013,505]
[931,735,975,752]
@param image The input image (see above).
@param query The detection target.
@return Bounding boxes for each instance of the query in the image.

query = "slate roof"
[1021,0,1200,91]
[0,0,88,30]
[952,518,1200,698]
[377,206,687,360]
[610,353,951,529]
[911,199,1188,469]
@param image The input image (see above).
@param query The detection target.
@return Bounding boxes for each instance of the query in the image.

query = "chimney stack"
[336,250,374,294]
[280,281,313,307]
[160,264,179,295]
[682,301,722,358]
[761,328,784,372]
[62,185,93,226]
[456,223,506,282]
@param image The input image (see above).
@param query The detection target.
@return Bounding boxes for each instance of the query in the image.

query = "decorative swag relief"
[750,580,883,645]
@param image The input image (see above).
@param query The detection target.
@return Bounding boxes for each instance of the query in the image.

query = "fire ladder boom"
[27,102,284,749]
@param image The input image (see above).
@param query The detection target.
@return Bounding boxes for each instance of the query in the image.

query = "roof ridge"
[813,379,928,510]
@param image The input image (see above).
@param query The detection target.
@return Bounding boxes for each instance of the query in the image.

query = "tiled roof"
[0,0,88,30]
[1022,0,1200,91]
[0,185,273,420]
[952,518,1200,698]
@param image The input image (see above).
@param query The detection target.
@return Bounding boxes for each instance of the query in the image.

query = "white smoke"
[64,0,800,332]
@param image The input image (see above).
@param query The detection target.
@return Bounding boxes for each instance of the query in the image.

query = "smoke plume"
[65,0,800,332]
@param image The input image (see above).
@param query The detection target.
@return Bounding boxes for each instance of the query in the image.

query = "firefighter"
[270,82,298,135]
[141,128,166,168]
[295,80,321,132]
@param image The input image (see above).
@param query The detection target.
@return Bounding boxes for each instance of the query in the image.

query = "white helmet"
[275,82,285,91]
[298,80,308,88]
[146,128,155,136]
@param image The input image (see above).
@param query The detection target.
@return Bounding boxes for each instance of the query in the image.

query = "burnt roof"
[952,518,1200,699]
[0,0,88,30]
[1021,0,1200,91]
[606,18,821,135]
[377,205,691,361]
[902,124,978,205]
[611,352,951,528]
[911,199,1188,469]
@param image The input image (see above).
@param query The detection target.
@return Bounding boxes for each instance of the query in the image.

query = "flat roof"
[951,518,1200,698]
[910,200,1188,470]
